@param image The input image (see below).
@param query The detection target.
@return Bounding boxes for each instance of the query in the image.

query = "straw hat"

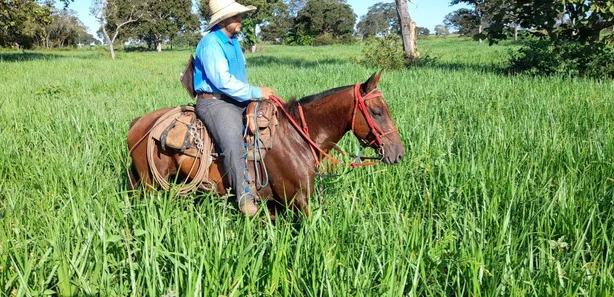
[206,0,256,31]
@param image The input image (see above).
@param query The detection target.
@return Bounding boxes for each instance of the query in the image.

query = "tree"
[171,30,201,48]
[260,2,293,43]
[356,2,398,38]
[92,0,149,59]
[434,24,449,37]
[199,0,284,52]
[131,0,197,51]
[444,8,479,36]
[286,0,307,16]
[291,0,356,40]
[0,0,52,48]
[484,0,614,44]
[79,32,101,46]
[1,2,99,49]
[416,26,430,36]
[395,0,419,61]
[36,9,88,48]
[450,0,489,43]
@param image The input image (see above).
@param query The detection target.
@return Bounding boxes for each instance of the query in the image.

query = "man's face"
[221,14,243,36]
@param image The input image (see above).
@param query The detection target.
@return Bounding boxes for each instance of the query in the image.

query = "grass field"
[1,38,613,296]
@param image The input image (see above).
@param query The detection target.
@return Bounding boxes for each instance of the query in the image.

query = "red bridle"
[350,84,398,148]
[269,84,397,167]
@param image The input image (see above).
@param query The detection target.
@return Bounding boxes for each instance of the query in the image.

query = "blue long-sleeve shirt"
[193,26,262,102]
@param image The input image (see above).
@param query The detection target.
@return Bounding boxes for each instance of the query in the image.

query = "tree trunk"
[156,40,162,52]
[514,24,518,41]
[109,43,116,60]
[478,24,483,44]
[395,0,418,62]
[409,21,419,58]
[250,44,256,53]
[101,23,116,60]
[477,5,483,44]
[95,4,137,60]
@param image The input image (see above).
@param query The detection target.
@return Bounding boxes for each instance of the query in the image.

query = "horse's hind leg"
[127,164,139,190]
[130,156,155,190]
[128,140,155,191]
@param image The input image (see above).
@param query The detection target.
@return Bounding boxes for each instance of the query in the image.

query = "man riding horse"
[127,1,406,217]
[194,0,275,216]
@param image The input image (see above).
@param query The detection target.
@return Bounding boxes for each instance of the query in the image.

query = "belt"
[197,93,224,100]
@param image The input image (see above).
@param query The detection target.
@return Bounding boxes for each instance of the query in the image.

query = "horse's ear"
[361,71,382,94]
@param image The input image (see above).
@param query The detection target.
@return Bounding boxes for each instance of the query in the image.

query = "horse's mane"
[284,85,353,116]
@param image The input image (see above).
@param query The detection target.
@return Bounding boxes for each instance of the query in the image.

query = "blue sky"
[66,0,466,37]
[347,0,467,31]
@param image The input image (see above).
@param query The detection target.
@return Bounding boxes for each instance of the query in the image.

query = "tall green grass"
[1,39,613,296]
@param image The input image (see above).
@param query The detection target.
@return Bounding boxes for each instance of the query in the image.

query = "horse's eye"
[371,107,383,118]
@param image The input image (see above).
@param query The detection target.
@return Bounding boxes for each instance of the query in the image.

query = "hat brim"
[206,4,256,31]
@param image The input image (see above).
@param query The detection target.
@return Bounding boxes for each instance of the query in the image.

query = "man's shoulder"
[199,31,222,47]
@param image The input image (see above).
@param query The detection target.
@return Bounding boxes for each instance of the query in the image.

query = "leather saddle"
[150,100,279,163]
[244,100,278,161]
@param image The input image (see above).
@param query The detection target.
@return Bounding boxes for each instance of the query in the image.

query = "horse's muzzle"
[383,143,406,165]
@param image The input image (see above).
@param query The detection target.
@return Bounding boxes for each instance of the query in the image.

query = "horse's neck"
[295,89,353,152]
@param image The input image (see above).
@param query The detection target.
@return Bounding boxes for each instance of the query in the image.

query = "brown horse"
[126,72,405,215]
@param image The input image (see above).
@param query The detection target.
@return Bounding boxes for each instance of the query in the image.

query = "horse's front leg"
[293,189,310,217]
[273,182,312,216]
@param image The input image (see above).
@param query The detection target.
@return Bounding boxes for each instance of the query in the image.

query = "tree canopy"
[444,8,480,36]
[0,0,52,48]
[130,0,197,51]
[452,0,614,44]
[260,2,293,43]
[292,0,356,38]
[0,1,97,49]
[356,2,398,38]
[416,26,430,36]
[199,0,284,50]
[92,0,150,59]
[434,24,449,37]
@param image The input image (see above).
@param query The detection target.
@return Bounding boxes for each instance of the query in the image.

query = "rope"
[144,107,213,194]
[251,102,270,188]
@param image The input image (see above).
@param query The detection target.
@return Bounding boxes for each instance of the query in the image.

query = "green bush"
[311,34,337,46]
[360,35,438,69]
[509,40,614,79]
[338,35,358,45]
[308,34,358,46]
[360,35,407,69]
[284,34,313,46]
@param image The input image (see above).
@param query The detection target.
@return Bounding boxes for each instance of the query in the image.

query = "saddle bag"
[159,112,196,152]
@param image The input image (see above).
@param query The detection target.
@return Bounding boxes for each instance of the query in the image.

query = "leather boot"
[239,197,258,216]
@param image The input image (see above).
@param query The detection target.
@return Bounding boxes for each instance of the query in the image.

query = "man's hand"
[259,86,275,100]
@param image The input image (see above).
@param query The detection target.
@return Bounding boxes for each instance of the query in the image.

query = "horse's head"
[350,72,406,164]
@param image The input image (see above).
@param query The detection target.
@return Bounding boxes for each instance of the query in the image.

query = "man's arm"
[197,45,262,101]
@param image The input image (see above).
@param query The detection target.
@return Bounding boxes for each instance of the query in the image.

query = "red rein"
[269,84,397,168]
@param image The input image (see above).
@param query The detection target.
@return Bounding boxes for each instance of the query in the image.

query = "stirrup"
[238,194,258,216]
[239,191,259,203]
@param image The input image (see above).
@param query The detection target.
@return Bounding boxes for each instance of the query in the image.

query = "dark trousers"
[195,97,249,202]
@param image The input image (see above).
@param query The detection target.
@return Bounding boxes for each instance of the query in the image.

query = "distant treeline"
[0,2,100,49]
[2,0,429,50]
